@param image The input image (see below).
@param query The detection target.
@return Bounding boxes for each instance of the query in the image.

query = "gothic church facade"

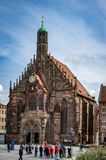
[6,21,99,144]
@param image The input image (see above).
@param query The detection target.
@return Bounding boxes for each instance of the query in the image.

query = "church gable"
[37,54,73,92]
[10,69,47,96]
[50,56,94,101]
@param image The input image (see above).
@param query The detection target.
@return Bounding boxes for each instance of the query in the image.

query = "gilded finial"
[41,16,44,27]
[41,16,44,22]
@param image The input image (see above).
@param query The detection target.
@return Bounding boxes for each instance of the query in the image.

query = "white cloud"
[0,84,3,92]
[0,92,9,105]
[0,2,106,103]
[0,85,8,105]
[90,90,96,94]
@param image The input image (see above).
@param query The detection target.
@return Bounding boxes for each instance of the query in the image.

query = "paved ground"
[0,145,85,160]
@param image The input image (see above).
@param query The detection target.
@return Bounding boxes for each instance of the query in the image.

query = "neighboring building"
[0,103,6,143]
[98,84,106,144]
[6,21,98,144]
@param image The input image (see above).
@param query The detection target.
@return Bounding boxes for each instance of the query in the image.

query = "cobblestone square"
[0,145,85,160]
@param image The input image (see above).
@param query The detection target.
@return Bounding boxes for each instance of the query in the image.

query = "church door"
[26,132,31,144]
[34,132,39,144]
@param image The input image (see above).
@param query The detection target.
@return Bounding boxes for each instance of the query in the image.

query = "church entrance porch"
[20,112,49,144]
[22,120,41,144]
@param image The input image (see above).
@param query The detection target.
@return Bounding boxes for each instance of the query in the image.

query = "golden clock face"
[29,75,36,83]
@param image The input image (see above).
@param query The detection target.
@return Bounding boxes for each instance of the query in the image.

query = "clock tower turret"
[36,18,48,61]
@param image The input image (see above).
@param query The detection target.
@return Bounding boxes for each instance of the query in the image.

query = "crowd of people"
[7,141,85,160]
[18,143,72,159]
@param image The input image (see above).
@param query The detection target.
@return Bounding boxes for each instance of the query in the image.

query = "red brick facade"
[6,22,99,144]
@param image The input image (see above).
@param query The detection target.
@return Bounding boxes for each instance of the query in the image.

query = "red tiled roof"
[99,85,106,102]
[50,56,94,101]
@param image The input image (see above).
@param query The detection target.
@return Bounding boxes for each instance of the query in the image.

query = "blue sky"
[0,0,106,104]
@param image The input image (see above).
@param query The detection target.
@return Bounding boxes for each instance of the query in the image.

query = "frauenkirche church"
[6,20,99,144]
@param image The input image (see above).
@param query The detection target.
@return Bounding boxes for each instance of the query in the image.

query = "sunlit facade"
[6,21,99,145]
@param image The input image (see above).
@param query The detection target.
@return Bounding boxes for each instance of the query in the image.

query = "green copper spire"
[38,16,47,32]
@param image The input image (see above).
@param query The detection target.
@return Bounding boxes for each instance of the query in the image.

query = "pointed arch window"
[18,101,25,113]
[61,98,67,134]
[28,94,36,110]
[38,93,44,110]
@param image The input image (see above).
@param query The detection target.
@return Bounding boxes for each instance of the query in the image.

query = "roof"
[0,103,6,108]
[38,21,47,32]
[98,84,106,103]
[0,103,6,106]
[50,55,94,101]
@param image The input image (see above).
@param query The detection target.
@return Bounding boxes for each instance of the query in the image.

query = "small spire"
[27,64,29,70]
[16,79,18,85]
[9,81,12,99]
[10,81,12,89]
[19,75,21,81]
[24,67,26,74]
[30,59,32,64]
[33,54,35,63]
[22,71,24,78]
[13,83,15,89]
[38,16,46,32]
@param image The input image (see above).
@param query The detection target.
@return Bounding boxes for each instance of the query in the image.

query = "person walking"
[34,145,38,157]
[59,146,63,158]
[7,143,11,152]
[19,147,23,160]
[29,145,32,154]
[67,147,72,158]
[55,145,59,157]
[50,146,54,158]
[39,145,43,157]
[25,145,29,154]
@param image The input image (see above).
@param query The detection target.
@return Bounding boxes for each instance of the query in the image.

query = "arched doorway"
[23,120,40,144]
